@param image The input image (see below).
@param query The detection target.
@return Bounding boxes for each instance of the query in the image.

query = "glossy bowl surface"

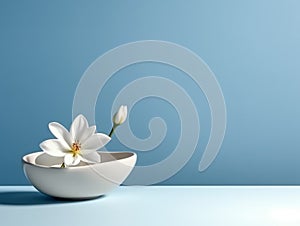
[23,151,137,199]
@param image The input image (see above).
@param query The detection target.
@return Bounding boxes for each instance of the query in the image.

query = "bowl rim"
[22,151,137,170]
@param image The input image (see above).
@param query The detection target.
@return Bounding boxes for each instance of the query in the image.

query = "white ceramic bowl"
[23,151,137,200]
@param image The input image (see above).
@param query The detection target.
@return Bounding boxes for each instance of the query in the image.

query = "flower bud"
[113,105,127,126]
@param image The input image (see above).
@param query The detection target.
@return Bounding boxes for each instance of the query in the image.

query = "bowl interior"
[23,151,135,167]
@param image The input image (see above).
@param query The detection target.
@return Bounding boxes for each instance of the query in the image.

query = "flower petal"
[90,125,96,134]
[80,125,96,144]
[113,105,128,125]
[48,122,72,147]
[121,105,128,124]
[81,151,101,163]
[70,114,89,141]
[113,111,121,125]
[64,153,81,166]
[39,139,68,157]
[81,133,111,153]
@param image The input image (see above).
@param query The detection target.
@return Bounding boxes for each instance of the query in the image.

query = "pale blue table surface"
[1,186,300,226]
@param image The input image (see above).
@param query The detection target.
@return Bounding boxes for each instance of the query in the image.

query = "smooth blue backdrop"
[1,0,300,184]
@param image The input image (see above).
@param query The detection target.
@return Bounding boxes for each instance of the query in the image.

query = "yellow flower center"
[71,142,81,157]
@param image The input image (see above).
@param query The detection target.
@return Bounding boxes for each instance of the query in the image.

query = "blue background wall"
[1,0,300,185]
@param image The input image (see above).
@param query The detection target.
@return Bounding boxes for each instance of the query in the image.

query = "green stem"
[109,126,115,137]
[60,162,65,168]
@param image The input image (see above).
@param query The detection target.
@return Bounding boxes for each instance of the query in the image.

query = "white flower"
[113,105,127,126]
[39,114,111,167]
